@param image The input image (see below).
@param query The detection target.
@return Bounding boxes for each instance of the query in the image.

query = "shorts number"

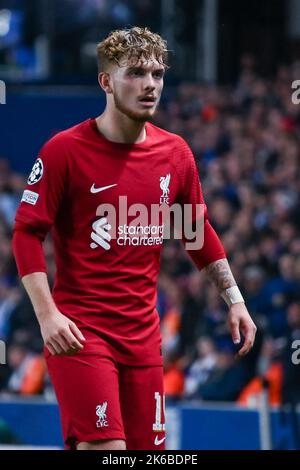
[153,392,165,432]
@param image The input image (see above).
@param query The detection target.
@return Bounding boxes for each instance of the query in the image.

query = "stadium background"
[0,0,300,449]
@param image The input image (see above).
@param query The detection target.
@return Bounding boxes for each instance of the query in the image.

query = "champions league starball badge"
[27,158,44,185]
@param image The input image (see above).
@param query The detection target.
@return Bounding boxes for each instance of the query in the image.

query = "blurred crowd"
[157,57,300,408]
[0,0,160,77]
[1,58,300,411]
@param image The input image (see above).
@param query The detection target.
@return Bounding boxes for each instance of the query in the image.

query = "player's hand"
[39,308,86,356]
[228,303,257,357]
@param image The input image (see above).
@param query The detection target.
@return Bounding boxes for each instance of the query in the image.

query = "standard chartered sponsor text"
[92,196,205,251]
[118,224,164,246]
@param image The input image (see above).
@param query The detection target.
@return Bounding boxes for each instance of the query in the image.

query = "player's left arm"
[204,258,257,357]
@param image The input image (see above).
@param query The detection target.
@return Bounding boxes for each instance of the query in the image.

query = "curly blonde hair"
[97,26,169,72]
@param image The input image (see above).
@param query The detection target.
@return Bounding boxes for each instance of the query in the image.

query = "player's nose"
[143,73,156,91]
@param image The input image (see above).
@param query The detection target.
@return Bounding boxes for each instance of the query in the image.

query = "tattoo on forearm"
[205,258,236,292]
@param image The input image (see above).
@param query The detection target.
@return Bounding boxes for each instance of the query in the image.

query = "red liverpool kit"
[13,118,225,449]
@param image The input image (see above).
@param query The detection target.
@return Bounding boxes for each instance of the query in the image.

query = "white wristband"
[221,286,244,307]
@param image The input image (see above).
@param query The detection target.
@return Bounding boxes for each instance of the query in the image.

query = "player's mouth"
[138,95,157,107]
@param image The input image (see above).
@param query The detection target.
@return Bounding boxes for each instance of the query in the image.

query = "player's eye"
[129,68,144,77]
[153,71,164,79]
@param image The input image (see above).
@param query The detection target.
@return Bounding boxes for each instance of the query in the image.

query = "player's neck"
[96,110,146,144]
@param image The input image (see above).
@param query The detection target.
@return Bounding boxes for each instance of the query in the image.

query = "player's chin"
[132,108,157,122]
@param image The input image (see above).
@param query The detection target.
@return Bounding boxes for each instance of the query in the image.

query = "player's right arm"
[12,135,85,355]
[22,272,85,355]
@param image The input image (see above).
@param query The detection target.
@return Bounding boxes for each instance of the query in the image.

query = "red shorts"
[45,335,165,450]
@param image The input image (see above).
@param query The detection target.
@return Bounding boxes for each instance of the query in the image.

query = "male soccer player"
[12,27,256,450]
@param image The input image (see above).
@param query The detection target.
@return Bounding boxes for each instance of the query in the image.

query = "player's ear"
[98,72,113,94]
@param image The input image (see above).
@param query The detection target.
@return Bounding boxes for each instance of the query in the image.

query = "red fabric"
[12,228,46,277]
[188,220,226,270]
[13,118,225,366]
[45,331,165,450]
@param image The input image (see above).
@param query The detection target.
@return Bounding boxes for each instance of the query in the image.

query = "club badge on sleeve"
[27,158,44,185]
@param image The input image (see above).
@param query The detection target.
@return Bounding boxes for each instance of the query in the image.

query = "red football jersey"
[13,118,225,365]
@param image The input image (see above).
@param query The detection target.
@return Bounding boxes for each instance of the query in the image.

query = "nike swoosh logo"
[90,183,117,194]
[154,436,166,446]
